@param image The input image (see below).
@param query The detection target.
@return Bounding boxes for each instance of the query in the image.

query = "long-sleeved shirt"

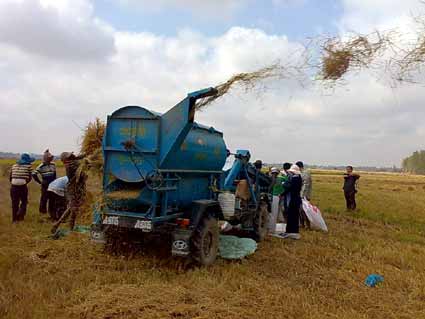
[343,174,360,192]
[32,162,56,185]
[283,173,303,207]
[48,176,69,197]
[301,170,312,200]
[10,163,32,186]
[271,175,289,196]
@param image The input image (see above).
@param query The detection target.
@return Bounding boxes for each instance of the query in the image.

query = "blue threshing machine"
[91,88,272,265]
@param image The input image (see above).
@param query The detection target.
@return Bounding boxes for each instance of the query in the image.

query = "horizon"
[0,150,404,169]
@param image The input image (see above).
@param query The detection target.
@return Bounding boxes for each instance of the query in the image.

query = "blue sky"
[93,0,343,39]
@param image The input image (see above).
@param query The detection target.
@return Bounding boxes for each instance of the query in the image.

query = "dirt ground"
[1,166,425,319]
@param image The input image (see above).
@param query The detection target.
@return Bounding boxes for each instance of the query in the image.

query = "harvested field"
[1,162,425,319]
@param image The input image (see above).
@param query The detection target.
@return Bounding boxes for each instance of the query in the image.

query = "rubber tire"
[252,202,269,242]
[191,215,219,266]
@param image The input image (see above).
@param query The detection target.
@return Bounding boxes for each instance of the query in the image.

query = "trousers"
[286,199,301,234]
[10,185,28,222]
[49,192,67,220]
[39,183,52,214]
[268,195,280,233]
[344,190,357,210]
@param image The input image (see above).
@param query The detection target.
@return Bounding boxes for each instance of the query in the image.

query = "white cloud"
[340,0,425,33]
[0,0,115,61]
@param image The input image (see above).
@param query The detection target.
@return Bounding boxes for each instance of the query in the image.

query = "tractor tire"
[191,215,219,266]
[252,202,269,242]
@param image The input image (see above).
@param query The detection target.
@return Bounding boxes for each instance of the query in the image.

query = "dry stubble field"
[0,162,425,319]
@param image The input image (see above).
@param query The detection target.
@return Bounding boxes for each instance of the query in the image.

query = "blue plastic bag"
[218,235,257,259]
[365,274,384,287]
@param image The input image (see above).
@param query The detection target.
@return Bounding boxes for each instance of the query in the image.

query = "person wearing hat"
[9,153,35,222]
[268,167,281,234]
[32,149,56,217]
[279,164,303,239]
[51,152,87,233]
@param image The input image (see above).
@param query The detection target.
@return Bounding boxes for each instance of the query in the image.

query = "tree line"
[402,151,425,175]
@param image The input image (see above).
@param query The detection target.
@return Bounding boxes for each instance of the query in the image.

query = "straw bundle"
[78,118,105,177]
[321,34,386,81]
[81,118,105,156]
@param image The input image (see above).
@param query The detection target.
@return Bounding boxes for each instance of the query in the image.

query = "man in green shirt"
[268,166,290,234]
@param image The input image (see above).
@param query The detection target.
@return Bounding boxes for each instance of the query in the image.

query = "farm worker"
[268,167,282,233]
[9,153,35,223]
[296,161,312,200]
[252,159,263,192]
[278,164,303,239]
[254,160,263,170]
[280,162,292,222]
[47,176,69,221]
[32,149,56,216]
[296,161,312,229]
[343,166,360,211]
[268,164,291,233]
[51,152,87,233]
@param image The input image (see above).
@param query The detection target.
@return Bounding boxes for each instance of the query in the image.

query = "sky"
[0,0,424,167]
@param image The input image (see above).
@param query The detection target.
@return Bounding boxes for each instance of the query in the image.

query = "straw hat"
[270,167,279,174]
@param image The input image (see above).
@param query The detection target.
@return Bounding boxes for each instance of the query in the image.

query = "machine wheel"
[191,215,219,266]
[252,202,269,242]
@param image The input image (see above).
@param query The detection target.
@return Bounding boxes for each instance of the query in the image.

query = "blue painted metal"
[224,150,251,189]
[224,150,258,205]
[99,88,271,233]
[103,106,160,183]
[101,88,227,226]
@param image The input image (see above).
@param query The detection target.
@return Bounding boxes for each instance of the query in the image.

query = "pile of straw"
[81,118,105,156]
[78,118,105,177]
[320,33,386,81]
